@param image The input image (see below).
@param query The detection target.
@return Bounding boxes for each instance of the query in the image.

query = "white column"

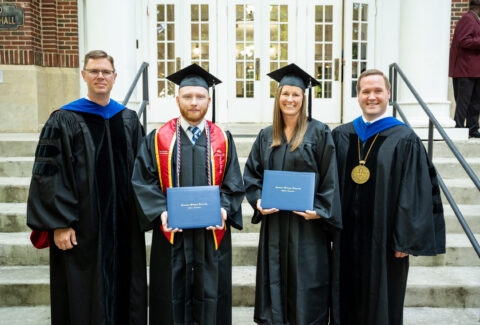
[80,0,138,104]
[397,0,454,127]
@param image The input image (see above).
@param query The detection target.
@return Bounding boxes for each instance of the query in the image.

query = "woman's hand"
[257,199,279,215]
[293,210,321,220]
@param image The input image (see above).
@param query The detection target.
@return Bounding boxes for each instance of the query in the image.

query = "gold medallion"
[351,161,370,184]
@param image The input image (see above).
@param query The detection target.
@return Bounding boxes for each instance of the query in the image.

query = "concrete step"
[3,232,478,267]
[0,203,28,232]
[445,205,480,234]
[0,178,30,203]
[426,139,480,159]
[441,179,480,205]
[0,266,479,307]
[0,306,478,325]
[0,134,39,157]
[0,158,33,177]
[434,157,480,179]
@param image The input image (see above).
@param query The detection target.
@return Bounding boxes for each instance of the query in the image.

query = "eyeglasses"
[84,69,115,78]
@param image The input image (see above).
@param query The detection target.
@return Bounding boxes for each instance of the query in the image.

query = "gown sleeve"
[312,127,342,230]
[392,136,446,256]
[242,129,266,224]
[219,131,245,230]
[131,130,166,232]
[27,110,80,230]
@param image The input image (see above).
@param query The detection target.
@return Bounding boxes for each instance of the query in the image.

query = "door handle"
[334,58,340,81]
[255,58,260,81]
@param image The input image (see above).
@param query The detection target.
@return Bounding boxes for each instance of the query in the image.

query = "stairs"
[0,130,479,324]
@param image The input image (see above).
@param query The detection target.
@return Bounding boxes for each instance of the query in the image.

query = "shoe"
[469,132,480,138]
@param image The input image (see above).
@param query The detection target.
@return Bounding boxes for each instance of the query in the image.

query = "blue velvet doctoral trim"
[60,98,125,119]
[353,116,406,142]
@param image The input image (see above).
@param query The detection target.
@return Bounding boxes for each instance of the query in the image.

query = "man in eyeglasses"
[27,50,147,325]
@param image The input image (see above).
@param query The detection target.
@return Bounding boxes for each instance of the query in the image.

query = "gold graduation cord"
[351,133,379,184]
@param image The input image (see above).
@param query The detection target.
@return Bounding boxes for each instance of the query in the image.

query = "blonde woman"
[243,64,342,325]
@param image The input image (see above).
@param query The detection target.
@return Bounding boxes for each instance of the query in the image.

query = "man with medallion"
[330,69,446,325]
[131,64,245,324]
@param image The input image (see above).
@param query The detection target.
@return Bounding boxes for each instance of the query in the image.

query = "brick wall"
[0,0,79,67]
[451,0,470,43]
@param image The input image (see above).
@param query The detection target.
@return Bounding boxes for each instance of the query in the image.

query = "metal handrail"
[388,63,480,258]
[123,62,149,129]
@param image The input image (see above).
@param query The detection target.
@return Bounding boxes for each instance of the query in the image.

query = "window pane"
[157,5,165,21]
[325,25,332,42]
[280,43,288,60]
[280,24,288,40]
[324,81,332,98]
[324,44,332,60]
[270,24,278,41]
[361,23,367,41]
[315,25,323,42]
[325,6,333,22]
[191,24,199,41]
[167,4,174,22]
[236,81,244,97]
[361,43,367,60]
[157,43,165,60]
[236,62,244,78]
[167,24,175,41]
[157,24,166,41]
[270,81,277,98]
[352,61,358,78]
[201,23,209,40]
[352,81,357,97]
[167,61,175,75]
[201,4,208,21]
[280,61,288,68]
[167,43,175,59]
[236,23,244,41]
[353,3,359,21]
[280,5,288,22]
[315,63,323,80]
[201,62,209,71]
[246,81,254,97]
[158,81,165,97]
[352,23,358,41]
[315,44,323,61]
[167,81,175,97]
[325,63,332,79]
[315,6,323,22]
[361,61,367,74]
[270,5,278,22]
[191,5,199,21]
[201,43,209,59]
[246,62,254,79]
[315,84,323,98]
[246,23,254,41]
[270,44,278,60]
[236,5,244,21]
[361,4,368,21]
[352,43,358,60]
[236,44,245,59]
[191,43,200,59]
[245,43,254,59]
[245,5,254,21]
[157,62,165,78]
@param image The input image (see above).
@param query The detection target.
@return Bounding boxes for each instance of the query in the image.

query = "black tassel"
[308,82,312,121]
[212,82,216,123]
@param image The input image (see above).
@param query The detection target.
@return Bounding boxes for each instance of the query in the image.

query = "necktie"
[188,126,201,145]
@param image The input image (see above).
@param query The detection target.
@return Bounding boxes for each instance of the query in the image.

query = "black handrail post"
[428,119,434,161]
[142,65,149,130]
[393,69,398,118]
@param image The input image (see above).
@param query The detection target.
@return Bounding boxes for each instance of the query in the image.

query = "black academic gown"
[27,108,148,325]
[243,119,342,325]
[330,122,445,325]
[132,126,245,325]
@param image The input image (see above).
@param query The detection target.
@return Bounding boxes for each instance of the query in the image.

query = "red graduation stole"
[155,118,229,250]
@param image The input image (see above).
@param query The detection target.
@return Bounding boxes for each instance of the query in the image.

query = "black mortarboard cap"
[167,64,222,122]
[267,63,320,121]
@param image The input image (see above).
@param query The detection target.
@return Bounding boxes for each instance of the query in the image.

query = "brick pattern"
[0,0,79,67]
[450,0,470,43]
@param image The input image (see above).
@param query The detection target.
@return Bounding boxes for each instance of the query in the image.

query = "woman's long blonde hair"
[270,85,308,152]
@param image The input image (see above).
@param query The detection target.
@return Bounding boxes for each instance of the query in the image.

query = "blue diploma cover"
[167,186,222,229]
[261,170,315,211]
